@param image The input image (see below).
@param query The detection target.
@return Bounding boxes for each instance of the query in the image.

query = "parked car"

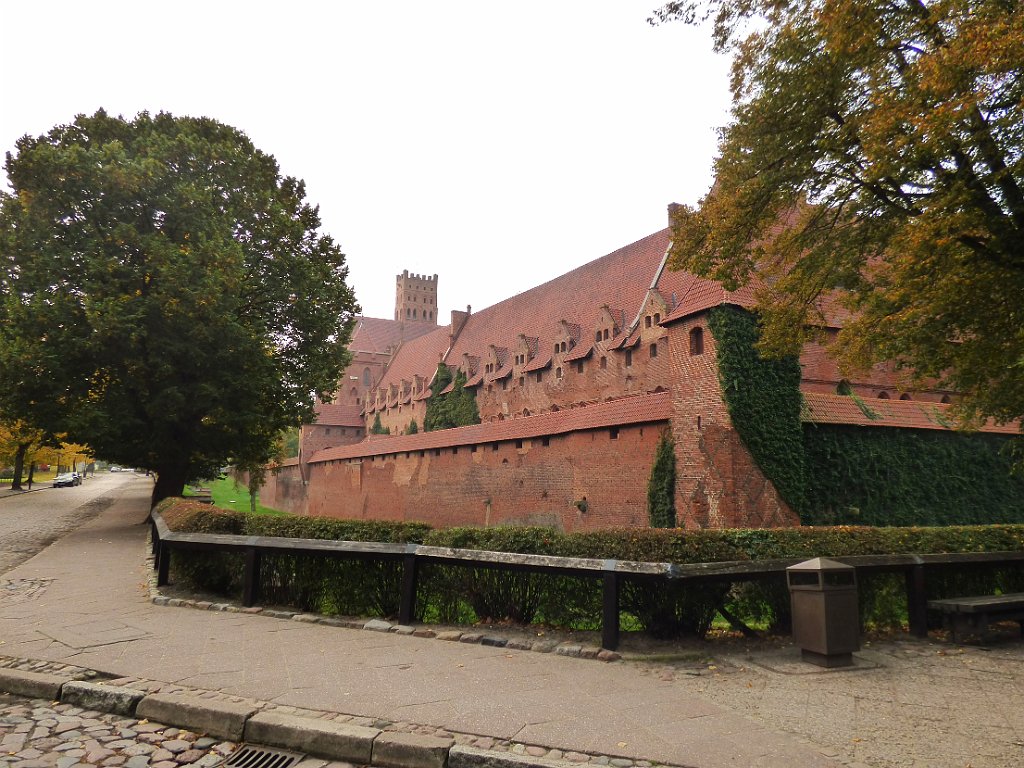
[53,473,77,488]
[109,465,122,472]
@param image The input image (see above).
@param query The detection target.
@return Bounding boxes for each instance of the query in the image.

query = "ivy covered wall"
[803,426,1024,526]
[707,306,807,512]
[708,306,1024,527]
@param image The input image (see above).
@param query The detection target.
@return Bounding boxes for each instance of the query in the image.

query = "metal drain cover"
[223,745,306,768]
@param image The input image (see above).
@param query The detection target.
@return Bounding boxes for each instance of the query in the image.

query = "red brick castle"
[263,207,1017,529]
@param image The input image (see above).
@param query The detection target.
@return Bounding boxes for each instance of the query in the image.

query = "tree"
[655,1,1024,425]
[0,110,359,504]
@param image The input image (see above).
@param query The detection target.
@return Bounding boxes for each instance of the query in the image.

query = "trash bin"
[787,557,859,667]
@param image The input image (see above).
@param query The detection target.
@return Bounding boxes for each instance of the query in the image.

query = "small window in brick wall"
[900,393,912,400]
[649,343,657,358]
[600,356,607,369]
[625,350,633,367]
[878,391,891,399]
[556,367,563,378]
[645,316,652,328]
[516,440,523,449]
[575,360,584,374]
[519,376,525,387]
[542,436,550,447]
[654,313,661,323]
[536,371,543,383]
[595,330,602,343]
[609,427,619,440]
[689,327,704,355]
[603,329,610,340]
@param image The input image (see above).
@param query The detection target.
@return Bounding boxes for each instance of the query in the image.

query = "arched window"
[595,331,602,343]
[877,391,890,399]
[654,313,661,324]
[412,308,417,319]
[560,341,567,353]
[603,329,609,340]
[899,393,911,401]
[363,368,372,386]
[556,367,563,379]
[350,387,358,400]
[689,327,704,355]
[645,316,652,328]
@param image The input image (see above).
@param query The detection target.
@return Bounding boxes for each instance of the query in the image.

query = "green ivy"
[647,430,677,528]
[803,425,1024,526]
[370,412,388,435]
[424,363,480,431]
[708,306,807,510]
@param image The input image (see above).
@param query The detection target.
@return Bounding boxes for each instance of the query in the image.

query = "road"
[0,472,144,575]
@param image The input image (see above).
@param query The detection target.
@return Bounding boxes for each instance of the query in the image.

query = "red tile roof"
[309,391,672,463]
[801,393,1020,434]
[313,403,365,428]
[374,229,671,393]
[373,326,450,394]
[349,316,440,355]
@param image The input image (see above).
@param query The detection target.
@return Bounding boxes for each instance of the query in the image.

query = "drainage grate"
[223,745,306,768]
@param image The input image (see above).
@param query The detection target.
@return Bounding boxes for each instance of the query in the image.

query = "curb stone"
[61,680,145,716]
[136,693,259,740]
[372,732,453,768]
[450,745,577,768]
[245,711,377,763]
[0,668,68,699]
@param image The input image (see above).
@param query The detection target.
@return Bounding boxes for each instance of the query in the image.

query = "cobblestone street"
[0,693,238,768]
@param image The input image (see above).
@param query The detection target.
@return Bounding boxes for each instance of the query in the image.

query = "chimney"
[667,202,682,227]
[449,305,471,346]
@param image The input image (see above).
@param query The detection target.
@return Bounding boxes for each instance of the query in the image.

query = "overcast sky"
[0,1,732,321]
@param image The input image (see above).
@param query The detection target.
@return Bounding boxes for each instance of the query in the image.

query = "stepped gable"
[350,316,438,354]
[313,403,364,427]
[801,392,1019,434]
[310,391,672,463]
[444,228,671,374]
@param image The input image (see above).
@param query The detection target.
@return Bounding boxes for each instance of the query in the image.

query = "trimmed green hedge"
[159,501,1024,638]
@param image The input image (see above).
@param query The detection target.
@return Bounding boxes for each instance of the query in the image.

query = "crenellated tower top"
[395,270,439,324]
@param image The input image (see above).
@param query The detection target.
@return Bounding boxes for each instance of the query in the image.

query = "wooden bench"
[927,594,1024,643]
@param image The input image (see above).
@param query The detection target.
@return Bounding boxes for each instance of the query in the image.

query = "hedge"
[158,500,1024,638]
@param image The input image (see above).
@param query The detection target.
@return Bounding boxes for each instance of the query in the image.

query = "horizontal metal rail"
[150,512,1024,649]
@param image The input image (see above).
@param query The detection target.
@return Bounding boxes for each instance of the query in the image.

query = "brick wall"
[261,463,307,515]
[303,421,663,531]
[667,314,799,528]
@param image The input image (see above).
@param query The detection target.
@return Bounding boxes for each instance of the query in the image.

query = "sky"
[0,1,733,322]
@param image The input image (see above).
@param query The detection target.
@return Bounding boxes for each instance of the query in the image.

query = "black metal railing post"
[602,562,620,650]
[399,547,419,625]
[243,547,261,607]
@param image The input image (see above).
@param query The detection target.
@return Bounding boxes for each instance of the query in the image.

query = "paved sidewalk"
[0,476,841,768]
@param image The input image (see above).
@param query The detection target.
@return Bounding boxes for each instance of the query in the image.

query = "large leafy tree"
[655,1,1024,425]
[0,110,358,503]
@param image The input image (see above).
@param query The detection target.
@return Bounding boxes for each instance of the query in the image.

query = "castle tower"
[395,270,439,324]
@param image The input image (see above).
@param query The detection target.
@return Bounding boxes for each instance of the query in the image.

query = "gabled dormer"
[640,291,670,336]
[593,306,621,346]
[514,334,538,368]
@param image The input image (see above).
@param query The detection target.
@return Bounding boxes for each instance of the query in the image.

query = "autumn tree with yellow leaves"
[655,0,1024,425]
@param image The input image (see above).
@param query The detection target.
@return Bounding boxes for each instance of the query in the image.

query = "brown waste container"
[787,557,859,667]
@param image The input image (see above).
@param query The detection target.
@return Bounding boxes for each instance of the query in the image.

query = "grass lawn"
[187,475,288,516]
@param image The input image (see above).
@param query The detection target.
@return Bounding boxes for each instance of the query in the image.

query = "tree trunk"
[10,442,29,491]
[151,465,189,508]
[26,459,35,490]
